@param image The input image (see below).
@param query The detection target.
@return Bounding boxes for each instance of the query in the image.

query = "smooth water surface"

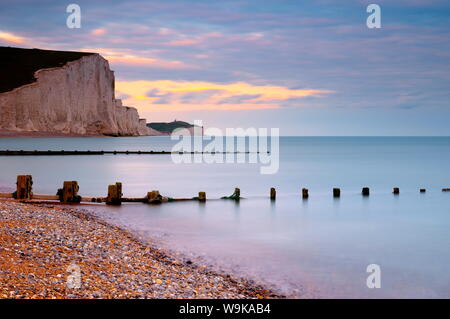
[1,136,449,297]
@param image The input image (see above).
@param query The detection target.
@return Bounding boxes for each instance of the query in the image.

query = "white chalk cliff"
[0,52,152,136]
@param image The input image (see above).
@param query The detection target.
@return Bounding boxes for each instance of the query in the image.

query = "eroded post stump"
[420,188,426,193]
[107,182,122,205]
[393,187,400,195]
[270,188,276,200]
[234,188,240,200]
[147,190,162,204]
[58,181,81,203]
[198,192,206,202]
[16,175,33,200]
[362,187,370,196]
[333,188,341,198]
[302,188,309,199]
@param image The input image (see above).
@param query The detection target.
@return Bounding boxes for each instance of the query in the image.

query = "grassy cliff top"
[0,46,95,93]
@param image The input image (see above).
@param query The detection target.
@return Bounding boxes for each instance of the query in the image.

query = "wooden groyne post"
[270,188,276,200]
[234,188,240,200]
[198,192,206,202]
[362,187,370,196]
[106,182,122,205]
[57,181,81,203]
[333,188,341,198]
[302,188,309,199]
[393,187,400,195]
[0,150,258,156]
[147,190,163,204]
[16,175,33,200]
[420,188,426,193]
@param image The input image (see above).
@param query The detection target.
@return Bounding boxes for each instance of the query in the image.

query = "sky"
[1,0,450,135]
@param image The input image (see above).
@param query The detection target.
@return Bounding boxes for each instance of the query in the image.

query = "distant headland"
[147,120,203,136]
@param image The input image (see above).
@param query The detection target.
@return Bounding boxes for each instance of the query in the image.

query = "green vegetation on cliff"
[147,121,195,134]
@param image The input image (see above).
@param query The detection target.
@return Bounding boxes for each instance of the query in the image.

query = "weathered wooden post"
[420,188,426,193]
[362,187,370,196]
[16,175,33,200]
[58,181,81,203]
[106,182,122,205]
[270,188,276,200]
[393,187,400,195]
[147,190,162,204]
[234,188,240,199]
[198,192,206,202]
[302,188,309,199]
[333,188,341,198]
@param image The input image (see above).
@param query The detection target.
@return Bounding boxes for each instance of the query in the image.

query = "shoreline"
[0,130,103,138]
[0,130,165,138]
[0,199,282,299]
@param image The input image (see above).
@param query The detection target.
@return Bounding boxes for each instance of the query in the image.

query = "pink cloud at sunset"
[91,28,106,36]
[166,39,199,46]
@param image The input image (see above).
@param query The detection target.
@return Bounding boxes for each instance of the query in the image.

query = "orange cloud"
[0,31,24,44]
[167,39,199,46]
[116,80,332,112]
[91,28,106,36]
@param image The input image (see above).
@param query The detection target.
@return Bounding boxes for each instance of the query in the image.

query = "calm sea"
[1,136,450,298]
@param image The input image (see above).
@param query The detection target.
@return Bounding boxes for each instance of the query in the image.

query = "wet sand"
[0,200,281,299]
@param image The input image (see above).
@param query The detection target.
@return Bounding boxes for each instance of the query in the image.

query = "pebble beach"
[0,200,280,299]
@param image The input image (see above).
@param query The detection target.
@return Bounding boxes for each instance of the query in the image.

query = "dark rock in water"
[221,188,241,201]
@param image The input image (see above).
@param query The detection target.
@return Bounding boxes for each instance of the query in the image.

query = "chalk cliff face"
[0,50,150,136]
[114,99,159,136]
